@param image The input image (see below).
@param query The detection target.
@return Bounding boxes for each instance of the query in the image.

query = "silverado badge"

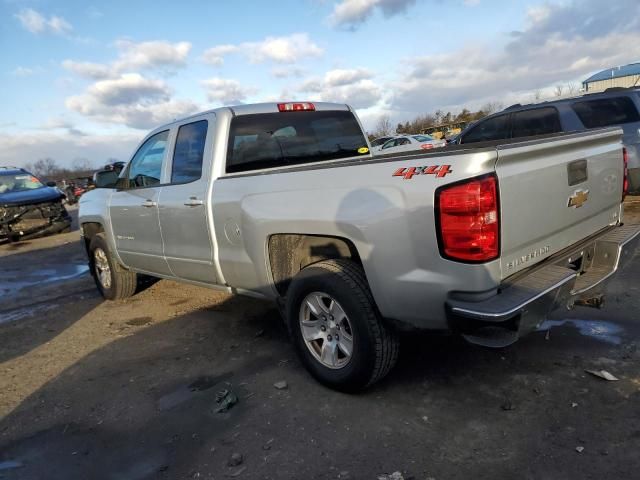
[568,189,589,208]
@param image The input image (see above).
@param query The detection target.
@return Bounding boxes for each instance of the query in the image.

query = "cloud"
[11,66,35,77]
[82,74,169,106]
[0,131,141,169]
[202,33,323,66]
[245,34,323,63]
[201,78,256,105]
[15,8,72,35]
[37,118,88,137]
[66,73,198,129]
[86,7,103,19]
[61,40,195,129]
[271,67,307,79]
[202,45,239,66]
[328,0,416,29]
[324,68,372,87]
[389,0,640,114]
[113,39,191,72]
[297,68,382,109]
[62,40,192,80]
[62,60,112,80]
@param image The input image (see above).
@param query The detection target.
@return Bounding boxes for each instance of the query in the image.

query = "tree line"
[23,157,120,182]
[370,101,504,138]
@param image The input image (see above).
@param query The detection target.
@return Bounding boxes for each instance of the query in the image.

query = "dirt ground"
[1,202,640,480]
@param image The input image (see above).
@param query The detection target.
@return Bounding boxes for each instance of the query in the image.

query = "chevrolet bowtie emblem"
[568,189,589,208]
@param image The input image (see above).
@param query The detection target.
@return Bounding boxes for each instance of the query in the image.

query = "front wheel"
[89,233,137,300]
[285,259,399,392]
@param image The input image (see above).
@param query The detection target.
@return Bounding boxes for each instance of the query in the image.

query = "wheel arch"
[81,222,105,257]
[267,234,364,297]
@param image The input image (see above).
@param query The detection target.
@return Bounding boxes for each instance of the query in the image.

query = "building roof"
[583,62,640,84]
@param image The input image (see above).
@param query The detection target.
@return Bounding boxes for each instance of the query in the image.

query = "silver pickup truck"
[79,101,639,391]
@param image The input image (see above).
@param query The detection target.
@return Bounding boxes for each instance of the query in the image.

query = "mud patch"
[6,242,31,251]
[158,373,233,411]
[126,316,153,327]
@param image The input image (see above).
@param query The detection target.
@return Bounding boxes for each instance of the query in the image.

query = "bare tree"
[373,115,394,137]
[71,158,94,172]
[479,101,504,115]
[29,158,60,178]
[566,82,577,95]
[533,89,542,101]
[554,85,564,97]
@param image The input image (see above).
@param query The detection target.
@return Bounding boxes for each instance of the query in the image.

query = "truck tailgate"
[496,128,624,279]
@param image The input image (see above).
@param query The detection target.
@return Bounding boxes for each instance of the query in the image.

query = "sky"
[1,0,640,168]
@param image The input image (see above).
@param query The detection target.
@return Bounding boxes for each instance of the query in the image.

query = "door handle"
[142,199,157,208]
[184,197,204,207]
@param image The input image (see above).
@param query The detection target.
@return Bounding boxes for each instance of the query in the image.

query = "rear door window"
[171,120,208,184]
[571,96,640,128]
[226,110,369,173]
[460,114,510,144]
[511,107,562,138]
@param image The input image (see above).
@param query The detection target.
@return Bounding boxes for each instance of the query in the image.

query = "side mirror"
[46,181,57,187]
[93,170,119,189]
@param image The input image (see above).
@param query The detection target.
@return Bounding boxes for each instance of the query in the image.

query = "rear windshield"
[571,96,640,128]
[0,173,44,194]
[412,135,434,142]
[226,110,369,173]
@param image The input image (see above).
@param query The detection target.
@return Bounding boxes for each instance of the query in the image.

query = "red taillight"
[623,147,629,201]
[437,174,500,262]
[277,102,315,112]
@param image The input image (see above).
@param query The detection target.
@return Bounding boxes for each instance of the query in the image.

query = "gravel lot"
[1,203,640,479]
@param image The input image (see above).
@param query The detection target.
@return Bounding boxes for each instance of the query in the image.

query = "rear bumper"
[447,223,640,346]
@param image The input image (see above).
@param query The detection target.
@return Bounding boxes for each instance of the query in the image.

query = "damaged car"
[0,167,72,242]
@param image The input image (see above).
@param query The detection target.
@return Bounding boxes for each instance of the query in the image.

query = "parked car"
[375,134,446,154]
[453,87,640,193]
[0,166,72,241]
[370,136,395,149]
[79,101,638,391]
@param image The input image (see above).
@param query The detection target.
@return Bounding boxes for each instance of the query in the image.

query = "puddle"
[538,319,624,345]
[157,374,232,411]
[0,303,57,325]
[0,263,89,299]
[0,460,24,471]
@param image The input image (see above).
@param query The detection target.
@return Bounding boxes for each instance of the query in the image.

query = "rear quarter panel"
[212,148,501,329]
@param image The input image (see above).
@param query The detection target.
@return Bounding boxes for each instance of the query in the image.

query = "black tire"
[285,259,399,392]
[89,233,137,300]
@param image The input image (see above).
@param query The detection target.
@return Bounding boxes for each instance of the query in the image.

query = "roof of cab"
[165,101,351,127]
[0,166,27,176]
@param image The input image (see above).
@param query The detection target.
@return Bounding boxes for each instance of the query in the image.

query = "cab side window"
[126,130,169,188]
[171,120,208,184]
[461,114,509,144]
[511,108,561,138]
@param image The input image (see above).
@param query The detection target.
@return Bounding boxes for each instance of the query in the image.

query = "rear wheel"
[89,233,137,300]
[286,259,399,392]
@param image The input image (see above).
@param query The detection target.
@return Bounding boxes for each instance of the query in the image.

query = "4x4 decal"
[392,165,453,179]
